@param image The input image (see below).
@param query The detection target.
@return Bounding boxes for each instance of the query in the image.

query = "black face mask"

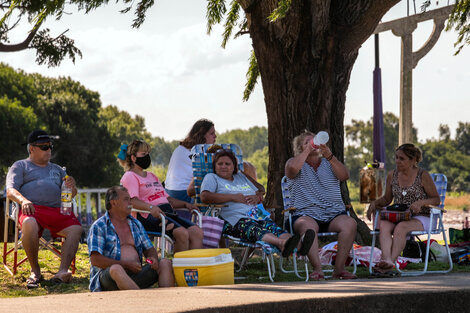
[135,154,151,169]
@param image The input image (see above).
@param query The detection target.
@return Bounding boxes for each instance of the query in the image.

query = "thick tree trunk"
[239,0,399,242]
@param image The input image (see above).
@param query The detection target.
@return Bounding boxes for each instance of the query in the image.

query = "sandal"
[281,233,301,257]
[299,229,315,256]
[332,271,357,280]
[370,269,400,278]
[309,271,325,281]
[26,274,42,289]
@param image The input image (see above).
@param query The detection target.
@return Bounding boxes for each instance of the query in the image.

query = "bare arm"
[143,247,160,271]
[7,187,35,215]
[317,144,349,181]
[366,170,394,220]
[187,178,196,197]
[90,251,142,273]
[167,196,198,211]
[200,190,246,204]
[129,197,165,218]
[285,145,312,179]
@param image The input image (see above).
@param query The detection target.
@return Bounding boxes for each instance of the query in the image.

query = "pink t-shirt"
[120,171,170,218]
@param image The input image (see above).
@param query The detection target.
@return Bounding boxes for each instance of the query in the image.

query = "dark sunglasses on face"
[33,144,53,151]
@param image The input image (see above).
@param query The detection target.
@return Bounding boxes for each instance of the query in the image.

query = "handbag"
[380,204,411,223]
[201,216,224,248]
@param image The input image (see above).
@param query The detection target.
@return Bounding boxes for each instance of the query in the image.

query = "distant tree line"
[1,63,468,193]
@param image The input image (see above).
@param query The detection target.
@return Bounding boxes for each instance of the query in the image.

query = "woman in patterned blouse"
[366,143,440,273]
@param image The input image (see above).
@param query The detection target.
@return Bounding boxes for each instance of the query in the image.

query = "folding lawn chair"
[2,191,76,276]
[368,173,453,276]
[131,207,202,258]
[280,176,357,281]
[191,143,277,282]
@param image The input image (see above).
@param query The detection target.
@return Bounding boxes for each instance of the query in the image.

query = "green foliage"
[420,139,470,192]
[0,97,39,182]
[243,50,260,102]
[206,0,227,34]
[151,137,179,167]
[345,113,469,193]
[222,0,240,48]
[247,146,269,189]
[344,112,417,182]
[447,0,470,55]
[268,0,292,22]
[216,126,268,159]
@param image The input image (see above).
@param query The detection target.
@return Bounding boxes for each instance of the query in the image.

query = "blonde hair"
[118,140,151,171]
[292,131,315,156]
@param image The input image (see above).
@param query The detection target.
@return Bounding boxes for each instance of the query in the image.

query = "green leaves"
[243,50,259,102]
[222,0,240,48]
[206,0,227,34]
[446,0,470,55]
[268,0,292,22]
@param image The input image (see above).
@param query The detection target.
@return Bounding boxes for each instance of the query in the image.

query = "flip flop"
[26,274,42,289]
[299,229,315,256]
[332,271,357,280]
[282,233,301,257]
[309,271,325,281]
[370,270,400,278]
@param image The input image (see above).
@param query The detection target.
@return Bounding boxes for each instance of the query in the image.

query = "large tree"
[209,1,400,218]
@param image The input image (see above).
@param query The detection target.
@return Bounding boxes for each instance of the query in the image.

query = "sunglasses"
[33,144,53,151]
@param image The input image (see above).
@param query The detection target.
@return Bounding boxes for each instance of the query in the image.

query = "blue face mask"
[135,154,151,169]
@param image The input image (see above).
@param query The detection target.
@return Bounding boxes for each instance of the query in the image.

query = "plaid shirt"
[87,211,153,292]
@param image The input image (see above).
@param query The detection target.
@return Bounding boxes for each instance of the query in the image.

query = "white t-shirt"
[164,145,193,190]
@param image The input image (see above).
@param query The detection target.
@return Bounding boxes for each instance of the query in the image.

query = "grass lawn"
[1,242,470,298]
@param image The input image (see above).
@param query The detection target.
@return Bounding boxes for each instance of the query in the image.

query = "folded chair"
[2,196,76,276]
[280,176,357,281]
[191,143,277,282]
[368,173,453,276]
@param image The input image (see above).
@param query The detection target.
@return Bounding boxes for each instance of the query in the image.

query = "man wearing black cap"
[6,130,82,288]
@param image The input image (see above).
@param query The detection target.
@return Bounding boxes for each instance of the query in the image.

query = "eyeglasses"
[33,144,53,151]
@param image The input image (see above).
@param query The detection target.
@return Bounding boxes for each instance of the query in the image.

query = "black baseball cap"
[26,130,51,145]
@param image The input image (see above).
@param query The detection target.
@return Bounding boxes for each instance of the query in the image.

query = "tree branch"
[336,0,400,53]
[0,25,39,52]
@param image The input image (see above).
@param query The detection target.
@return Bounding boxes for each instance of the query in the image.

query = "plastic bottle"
[310,131,329,148]
[60,170,73,215]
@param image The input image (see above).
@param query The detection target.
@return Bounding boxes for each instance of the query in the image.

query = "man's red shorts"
[18,204,81,238]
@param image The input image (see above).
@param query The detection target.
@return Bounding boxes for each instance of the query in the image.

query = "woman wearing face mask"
[118,140,203,252]
[165,119,217,203]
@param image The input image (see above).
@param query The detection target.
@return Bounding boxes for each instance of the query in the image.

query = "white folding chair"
[131,207,202,258]
[368,173,453,276]
[280,176,357,281]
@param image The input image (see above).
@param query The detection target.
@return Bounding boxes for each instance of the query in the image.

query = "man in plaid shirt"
[87,186,174,291]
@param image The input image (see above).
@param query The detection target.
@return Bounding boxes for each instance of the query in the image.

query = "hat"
[27,130,51,144]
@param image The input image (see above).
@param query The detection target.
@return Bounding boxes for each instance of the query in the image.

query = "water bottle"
[60,170,73,215]
[310,131,329,148]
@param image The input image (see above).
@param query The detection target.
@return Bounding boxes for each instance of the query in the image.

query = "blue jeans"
[165,189,193,203]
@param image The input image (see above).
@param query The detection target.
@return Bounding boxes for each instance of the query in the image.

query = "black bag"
[402,239,436,262]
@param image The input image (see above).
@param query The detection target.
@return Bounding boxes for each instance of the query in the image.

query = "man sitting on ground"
[87,186,175,292]
[6,130,82,288]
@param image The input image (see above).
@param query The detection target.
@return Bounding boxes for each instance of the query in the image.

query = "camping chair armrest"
[131,208,167,225]
[426,205,446,214]
[174,207,203,228]
[281,207,296,215]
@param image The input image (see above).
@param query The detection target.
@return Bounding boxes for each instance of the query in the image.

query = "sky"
[1,1,469,143]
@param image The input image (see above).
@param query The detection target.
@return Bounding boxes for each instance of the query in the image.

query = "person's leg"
[327,215,357,275]
[187,226,204,249]
[20,217,41,278]
[390,219,424,262]
[107,264,139,290]
[172,227,189,252]
[55,224,83,282]
[157,259,175,287]
[292,216,322,274]
[378,220,397,267]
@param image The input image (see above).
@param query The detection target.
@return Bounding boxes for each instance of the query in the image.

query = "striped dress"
[286,159,345,222]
